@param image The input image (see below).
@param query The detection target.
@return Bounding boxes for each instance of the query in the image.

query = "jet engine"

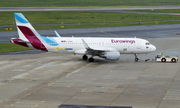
[100,52,120,61]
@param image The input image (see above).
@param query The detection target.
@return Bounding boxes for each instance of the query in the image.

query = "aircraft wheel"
[135,58,139,62]
[82,55,88,60]
[89,58,94,62]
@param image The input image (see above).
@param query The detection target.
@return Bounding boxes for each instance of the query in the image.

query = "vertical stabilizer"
[13,13,48,51]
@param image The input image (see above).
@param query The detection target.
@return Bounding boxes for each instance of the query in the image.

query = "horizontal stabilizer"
[11,38,30,43]
[18,40,30,43]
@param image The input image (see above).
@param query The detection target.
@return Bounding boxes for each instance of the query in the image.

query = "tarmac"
[0,35,180,108]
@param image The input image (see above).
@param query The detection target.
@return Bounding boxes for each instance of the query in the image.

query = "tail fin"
[12,13,48,51]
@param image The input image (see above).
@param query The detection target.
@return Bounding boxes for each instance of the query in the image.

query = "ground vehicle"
[155,54,178,63]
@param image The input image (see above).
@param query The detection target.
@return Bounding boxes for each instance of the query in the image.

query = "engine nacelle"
[100,52,120,61]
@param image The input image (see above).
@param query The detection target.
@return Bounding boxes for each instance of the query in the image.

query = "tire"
[82,55,88,60]
[89,58,94,62]
[171,58,176,63]
[135,58,139,62]
[161,58,166,62]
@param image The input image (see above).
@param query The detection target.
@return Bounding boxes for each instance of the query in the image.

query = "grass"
[0,0,180,7]
[127,9,180,13]
[1,11,180,26]
[32,21,180,29]
[3,20,180,32]
[1,11,180,31]
[0,43,33,53]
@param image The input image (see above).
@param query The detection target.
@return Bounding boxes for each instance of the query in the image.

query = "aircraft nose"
[152,45,156,51]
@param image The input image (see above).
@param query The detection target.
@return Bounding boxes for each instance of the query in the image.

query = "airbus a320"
[11,13,156,62]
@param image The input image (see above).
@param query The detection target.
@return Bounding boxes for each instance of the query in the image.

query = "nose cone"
[152,45,156,51]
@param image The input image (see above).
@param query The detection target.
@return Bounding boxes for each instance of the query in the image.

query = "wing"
[82,39,117,51]
[75,39,117,55]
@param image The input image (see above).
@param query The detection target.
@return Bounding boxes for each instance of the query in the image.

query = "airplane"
[11,13,156,62]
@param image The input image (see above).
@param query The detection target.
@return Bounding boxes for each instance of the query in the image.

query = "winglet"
[81,39,91,49]
[54,30,61,37]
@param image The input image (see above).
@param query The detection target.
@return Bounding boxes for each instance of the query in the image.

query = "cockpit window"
[145,42,150,45]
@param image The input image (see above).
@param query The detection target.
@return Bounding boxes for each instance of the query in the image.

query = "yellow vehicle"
[155,54,178,63]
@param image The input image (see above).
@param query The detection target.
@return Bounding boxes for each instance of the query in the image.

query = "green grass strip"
[126,9,180,13]
[0,0,180,7]
[0,43,33,53]
[1,11,180,27]
[33,21,180,30]
[2,21,180,32]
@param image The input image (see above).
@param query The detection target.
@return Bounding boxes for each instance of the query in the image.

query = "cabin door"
[137,40,141,49]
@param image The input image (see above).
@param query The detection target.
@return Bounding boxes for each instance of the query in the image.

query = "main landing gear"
[134,54,139,62]
[82,55,95,62]
[88,57,94,62]
[82,55,88,60]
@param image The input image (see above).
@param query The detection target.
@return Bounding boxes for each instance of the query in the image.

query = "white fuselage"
[12,13,156,62]
[43,37,156,55]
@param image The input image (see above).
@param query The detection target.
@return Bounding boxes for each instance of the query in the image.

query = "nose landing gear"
[134,54,139,62]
